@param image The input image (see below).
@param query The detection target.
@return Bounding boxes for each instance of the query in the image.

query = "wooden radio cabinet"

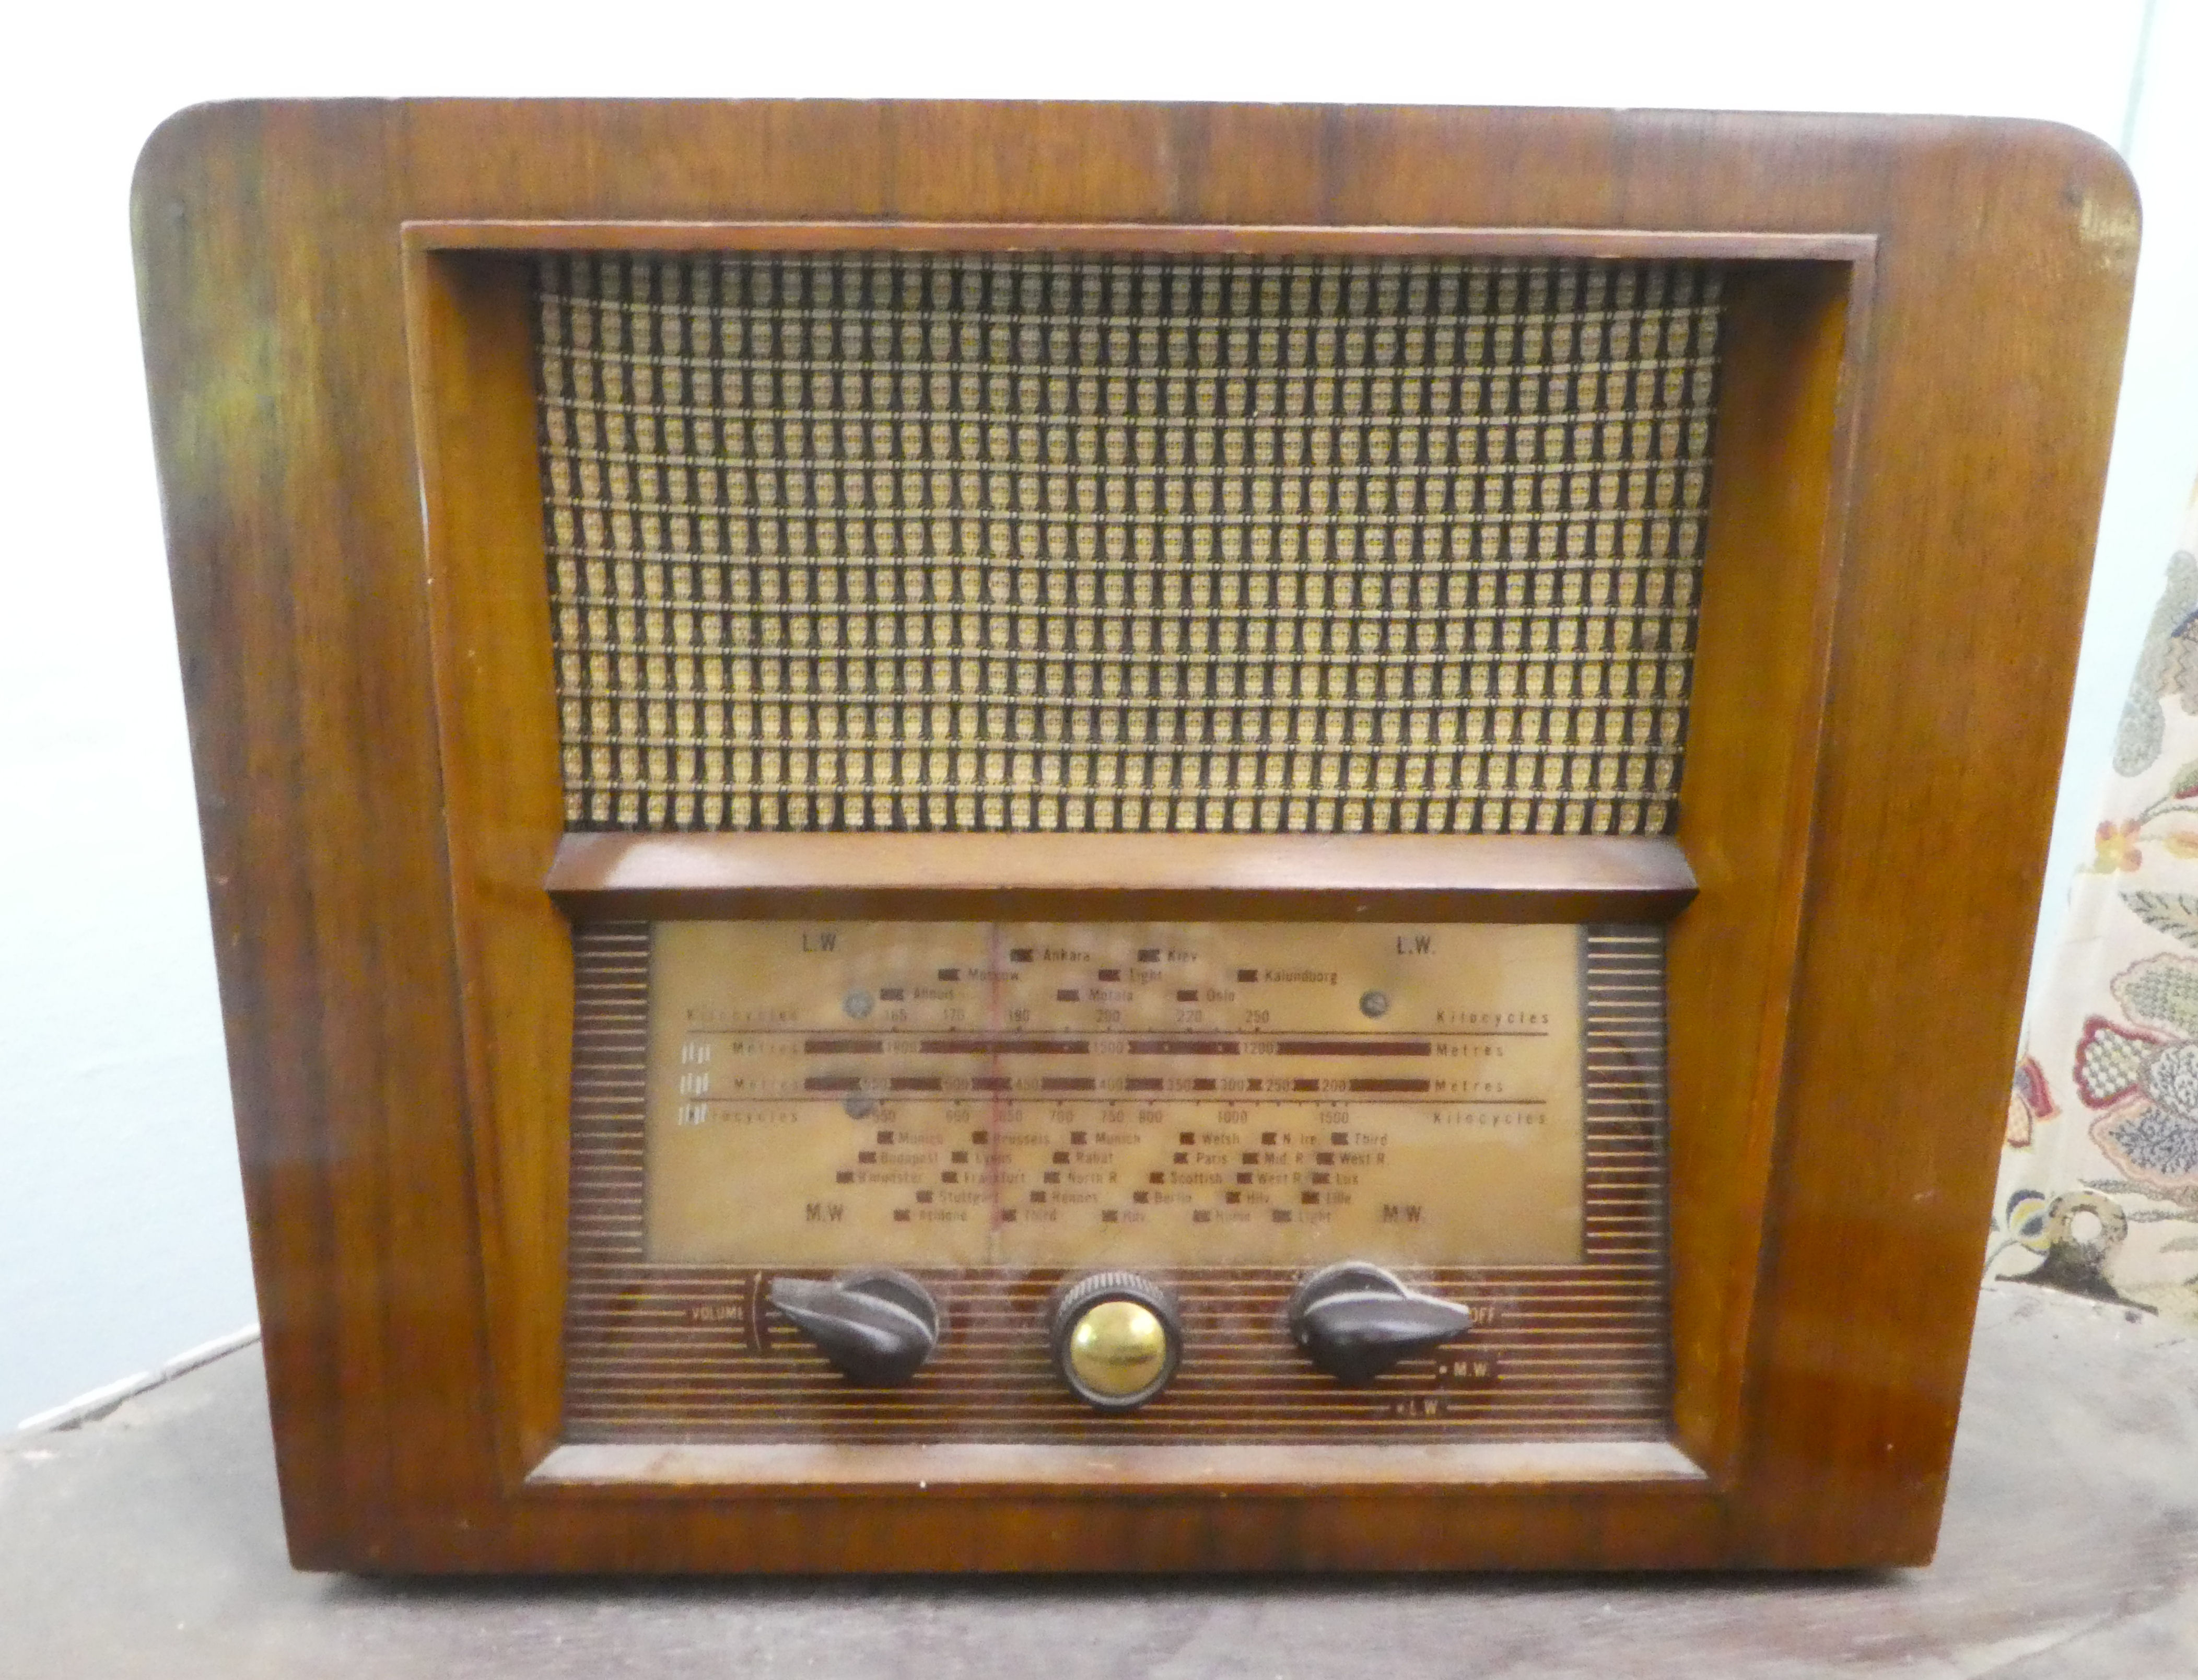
[133,100,2135,1571]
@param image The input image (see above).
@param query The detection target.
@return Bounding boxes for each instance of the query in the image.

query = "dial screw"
[1359,989,1390,1019]
[843,1093,877,1119]
[843,989,874,1020]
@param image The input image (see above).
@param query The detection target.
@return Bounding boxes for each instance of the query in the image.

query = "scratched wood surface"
[4,1287,2192,1677]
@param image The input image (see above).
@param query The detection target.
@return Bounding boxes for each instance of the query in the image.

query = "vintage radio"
[134,101,2134,1571]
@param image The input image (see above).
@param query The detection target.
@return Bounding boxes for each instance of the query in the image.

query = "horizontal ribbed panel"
[560,923,1670,1445]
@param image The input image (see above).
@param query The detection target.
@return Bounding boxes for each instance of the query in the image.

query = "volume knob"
[767,1267,940,1386]
[1049,1271,1182,1410]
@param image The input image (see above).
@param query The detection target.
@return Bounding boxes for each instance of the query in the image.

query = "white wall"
[1,0,2184,1425]
[2028,1,2198,1016]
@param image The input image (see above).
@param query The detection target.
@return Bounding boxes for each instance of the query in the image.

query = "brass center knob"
[1049,1272,1182,1410]
[1067,1300,1169,1398]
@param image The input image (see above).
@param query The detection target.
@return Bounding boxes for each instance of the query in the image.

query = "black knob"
[1049,1271,1183,1411]
[1287,1262,1474,1385]
[767,1267,939,1385]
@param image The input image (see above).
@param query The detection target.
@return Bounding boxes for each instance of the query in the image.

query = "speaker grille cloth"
[534,253,1722,834]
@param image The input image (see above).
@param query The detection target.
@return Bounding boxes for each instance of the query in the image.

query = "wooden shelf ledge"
[546,832,1698,924]
[528,1438,1710,1496]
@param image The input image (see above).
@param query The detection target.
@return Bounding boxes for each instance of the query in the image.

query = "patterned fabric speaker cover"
[534,254,1723,835]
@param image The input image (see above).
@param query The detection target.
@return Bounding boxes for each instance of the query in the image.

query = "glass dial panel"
[644,920,1586,1268]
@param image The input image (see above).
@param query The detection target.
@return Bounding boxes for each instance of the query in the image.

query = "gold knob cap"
[1067,1300,1170,1398]
[1050,1272,1181,1410]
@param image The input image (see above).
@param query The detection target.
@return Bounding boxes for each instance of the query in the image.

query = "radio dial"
[1288,1262,1474,1385]
[1050,1272,1182,1410]
[767,1268,940,1386]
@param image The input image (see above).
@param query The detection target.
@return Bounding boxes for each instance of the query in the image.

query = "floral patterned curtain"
[1995,484,2198,1325]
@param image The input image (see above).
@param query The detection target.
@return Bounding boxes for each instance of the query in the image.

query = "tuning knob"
[1287,1262,1474,1385]
[767,1267,940,1386]
[1049,1271,1182,1410]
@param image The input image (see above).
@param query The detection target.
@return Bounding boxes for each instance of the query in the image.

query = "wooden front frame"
[133,102,2135,1571]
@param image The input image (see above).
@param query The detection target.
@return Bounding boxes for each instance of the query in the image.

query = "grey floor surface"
[2,1284,2195,1679]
